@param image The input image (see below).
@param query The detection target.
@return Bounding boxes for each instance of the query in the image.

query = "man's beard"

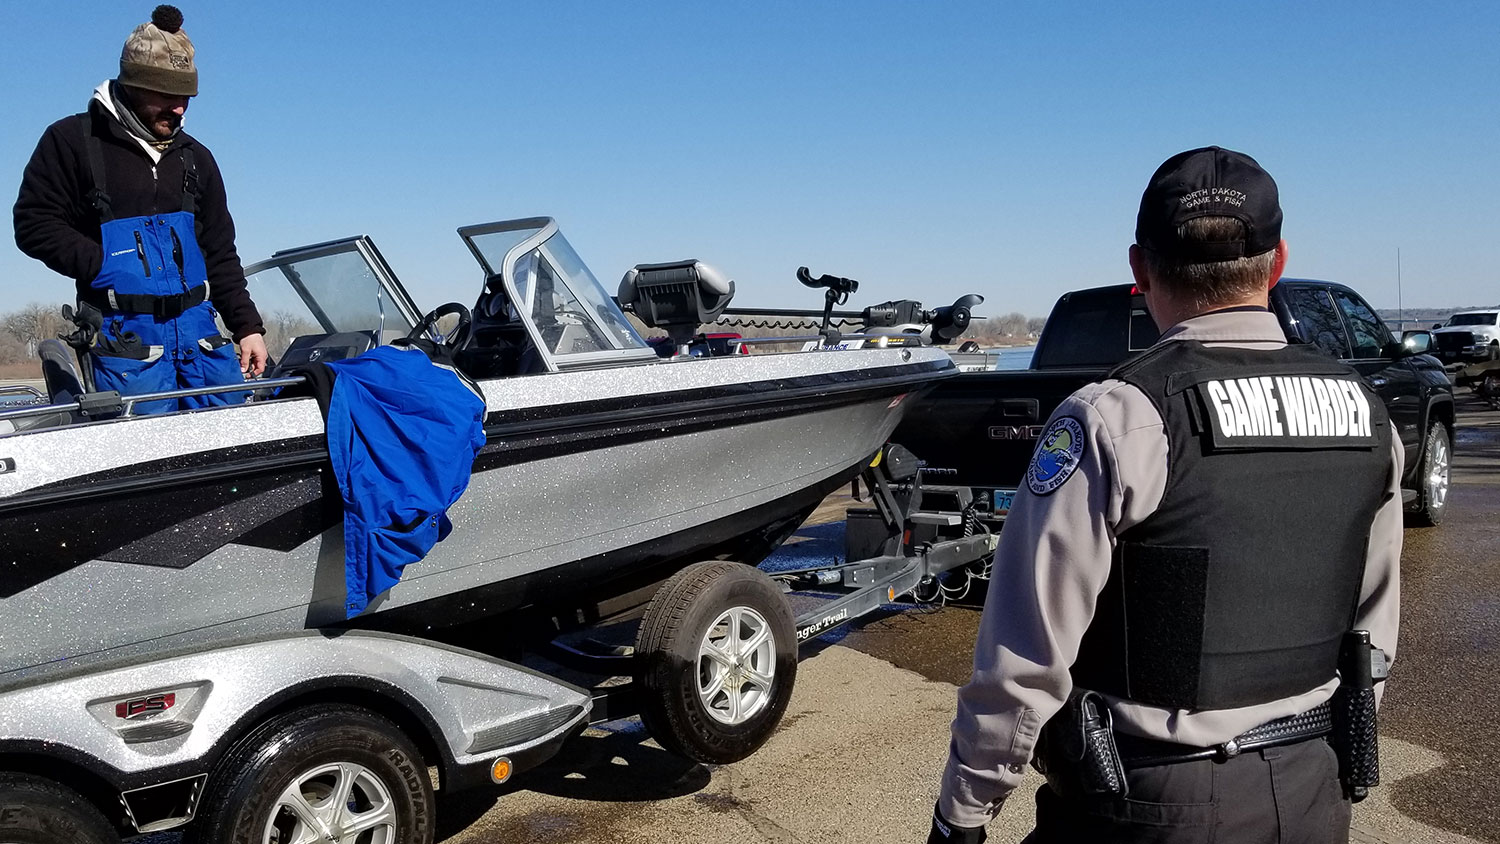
[110,82,181,149]
[148,112,182,138]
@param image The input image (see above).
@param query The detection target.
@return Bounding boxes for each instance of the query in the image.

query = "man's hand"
[927,804,986,844]
[238,333,269,377]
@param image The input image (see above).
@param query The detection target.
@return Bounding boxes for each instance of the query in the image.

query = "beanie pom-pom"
[151,5,184,33]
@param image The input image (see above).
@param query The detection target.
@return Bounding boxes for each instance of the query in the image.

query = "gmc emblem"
[988,425,1045,440]
[115,693,176,720]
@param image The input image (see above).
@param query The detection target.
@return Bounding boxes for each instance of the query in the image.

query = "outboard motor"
[619,260,735,357]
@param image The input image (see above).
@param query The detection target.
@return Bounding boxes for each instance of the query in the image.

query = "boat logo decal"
[887,393,907,409]
[0,457,13,475]
[115,692,177,720]
[1027,417,1085,496]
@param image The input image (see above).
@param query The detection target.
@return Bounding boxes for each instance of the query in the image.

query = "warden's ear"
[1267,240,1288,288]
[1129,244,1151,291]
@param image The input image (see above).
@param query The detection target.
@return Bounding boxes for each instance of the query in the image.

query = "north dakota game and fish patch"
[1027,416,1086,495]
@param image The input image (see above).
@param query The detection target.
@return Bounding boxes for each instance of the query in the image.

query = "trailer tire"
[187,704,434,844]
[1406,422,1450,527]
[0,774,117,844]
[635,561,797,764]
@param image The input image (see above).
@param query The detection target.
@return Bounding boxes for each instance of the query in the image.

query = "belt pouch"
[1035,690,1129,798]
[1332,631,1381,800]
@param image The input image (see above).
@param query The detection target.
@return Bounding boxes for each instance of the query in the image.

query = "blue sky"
[2,1,1496,320]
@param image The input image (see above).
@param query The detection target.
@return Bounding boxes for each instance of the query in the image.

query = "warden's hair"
[1144,217,1277,310]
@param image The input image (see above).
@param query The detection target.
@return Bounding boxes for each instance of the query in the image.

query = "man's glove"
[927,803,986,844]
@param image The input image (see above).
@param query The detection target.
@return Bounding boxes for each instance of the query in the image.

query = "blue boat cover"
[319,344,487,617]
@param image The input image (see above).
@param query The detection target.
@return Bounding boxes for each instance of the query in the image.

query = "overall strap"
[78,113,114,223]
[179,144,198,216]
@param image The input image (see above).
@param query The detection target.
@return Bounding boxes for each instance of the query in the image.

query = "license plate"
[991,488,1016,515]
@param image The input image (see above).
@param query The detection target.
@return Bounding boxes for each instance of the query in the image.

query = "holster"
[1033,690,1128,799]
[1331,631,1384,802]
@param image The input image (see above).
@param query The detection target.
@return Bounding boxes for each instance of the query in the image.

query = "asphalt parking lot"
[428,393,1499,844]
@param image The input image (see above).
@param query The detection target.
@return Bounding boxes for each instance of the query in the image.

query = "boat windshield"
[462,221,647,360]
[244,239,419,360]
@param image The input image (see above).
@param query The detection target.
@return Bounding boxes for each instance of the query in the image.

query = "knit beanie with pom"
[118,5,198,97]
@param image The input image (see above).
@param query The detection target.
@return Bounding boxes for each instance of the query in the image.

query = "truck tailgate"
[892,367,1106,490]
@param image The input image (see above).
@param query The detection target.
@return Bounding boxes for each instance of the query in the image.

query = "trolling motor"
[860,293,986,345]
[797,266,858,347]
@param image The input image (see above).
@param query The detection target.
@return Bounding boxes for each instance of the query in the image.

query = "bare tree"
[994,311,1030,338]
[1,303,69,358]
[0,331,29,366]
[261,309,322,359]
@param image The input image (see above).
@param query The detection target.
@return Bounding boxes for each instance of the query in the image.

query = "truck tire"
[0,774,117,844]
[635,561,797,764]
[1406,422,1451,527]
[187,704,434,844]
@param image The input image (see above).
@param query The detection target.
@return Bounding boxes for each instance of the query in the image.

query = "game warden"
[929,146,1402,844]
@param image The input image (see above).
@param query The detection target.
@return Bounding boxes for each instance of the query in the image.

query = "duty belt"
[83,285,207,320]
[1114,701,1333,769]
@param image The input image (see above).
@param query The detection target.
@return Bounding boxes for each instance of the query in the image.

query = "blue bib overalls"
[81,114,246,415]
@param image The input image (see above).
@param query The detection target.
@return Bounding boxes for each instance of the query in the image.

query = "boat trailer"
[543,441,996,727]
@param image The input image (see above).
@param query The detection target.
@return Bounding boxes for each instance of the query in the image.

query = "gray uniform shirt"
[938,309,1404,828]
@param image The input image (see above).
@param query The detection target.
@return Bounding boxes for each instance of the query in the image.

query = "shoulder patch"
[1027,416,1086,496]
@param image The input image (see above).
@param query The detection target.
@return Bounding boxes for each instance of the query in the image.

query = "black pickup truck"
[895,279,1456,526]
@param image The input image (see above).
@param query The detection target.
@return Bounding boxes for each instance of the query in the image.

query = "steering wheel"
[405,302,473,353]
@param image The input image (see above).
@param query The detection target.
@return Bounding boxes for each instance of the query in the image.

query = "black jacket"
[13,97,264,339]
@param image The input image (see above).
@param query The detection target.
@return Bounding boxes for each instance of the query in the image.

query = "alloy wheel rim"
[697,606,776,726]
[263,761,397,844]
[1428,434,1450,512]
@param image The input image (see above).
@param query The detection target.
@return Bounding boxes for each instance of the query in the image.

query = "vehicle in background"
[894,279,1456,529]
[1430,309,1500,364]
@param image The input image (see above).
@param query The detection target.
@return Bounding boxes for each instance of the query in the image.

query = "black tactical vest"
[1070,339,1393,710]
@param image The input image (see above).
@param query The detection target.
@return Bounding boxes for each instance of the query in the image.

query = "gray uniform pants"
[1025,738,1351,844]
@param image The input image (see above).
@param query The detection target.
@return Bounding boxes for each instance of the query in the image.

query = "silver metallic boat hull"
[0,347,948,681]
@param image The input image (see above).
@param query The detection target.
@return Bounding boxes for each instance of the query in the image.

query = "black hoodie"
[13,97,264,340]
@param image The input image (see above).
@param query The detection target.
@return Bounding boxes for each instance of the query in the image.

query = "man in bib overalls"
[14,5,268,414]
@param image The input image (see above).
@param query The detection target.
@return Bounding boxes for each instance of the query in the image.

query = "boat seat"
[39,339,85,405]
[0,339,87,432]
[456,273,546,378]
[618,259,735,352]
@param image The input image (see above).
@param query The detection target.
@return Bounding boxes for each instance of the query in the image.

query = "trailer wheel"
[0,774,117,844]
[188,704,434,844]
[1406,422,1450,527]
[635,561,797,764]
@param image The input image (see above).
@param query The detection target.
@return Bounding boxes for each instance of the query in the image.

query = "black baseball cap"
[1135,146,1282,262]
